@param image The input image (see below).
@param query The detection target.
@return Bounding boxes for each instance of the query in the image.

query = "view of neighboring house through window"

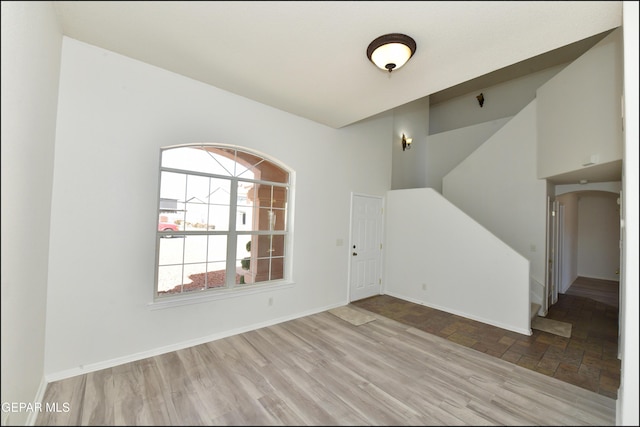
[155,144,291,299]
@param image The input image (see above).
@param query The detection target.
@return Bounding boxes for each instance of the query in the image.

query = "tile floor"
[352,281,620,399]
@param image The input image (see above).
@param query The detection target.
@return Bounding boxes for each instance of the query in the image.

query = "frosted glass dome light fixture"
[367,33,416,73]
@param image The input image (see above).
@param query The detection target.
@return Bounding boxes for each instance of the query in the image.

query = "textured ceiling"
[53,1,622,129]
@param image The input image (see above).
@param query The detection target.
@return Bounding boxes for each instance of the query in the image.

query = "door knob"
[352,252,358,256]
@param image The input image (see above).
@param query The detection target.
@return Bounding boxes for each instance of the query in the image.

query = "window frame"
[151,143,294,307]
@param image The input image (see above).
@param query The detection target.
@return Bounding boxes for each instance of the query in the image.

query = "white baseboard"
[385,291,532,336]
[44,302,346,383]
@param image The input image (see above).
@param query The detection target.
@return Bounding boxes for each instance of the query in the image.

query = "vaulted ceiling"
[53,1,622,129]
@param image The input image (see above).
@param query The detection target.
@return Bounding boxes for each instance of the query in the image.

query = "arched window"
[154,144,291,299]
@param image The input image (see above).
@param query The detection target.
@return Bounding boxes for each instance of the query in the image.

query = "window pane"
[207,205,229,231]
[181,262,229,291]
[183,176,228,232]
[235,208,250,231]
[158,236,184,265]
[160,171,186,201]
[206,262,227,289]
[202,146,237,176]
[183,235,207,264]
[272,187,288,209]
[182,263,207,292]
[159,171,187,226]
[208,177,231,205]
[183,174,209,228]
[162,146,234,176]
[274,209,287,231]
[257,235,285,257]
[235,151,263,179]
[245,183,270,207]
[236,150,288,183]
[157,265,184,294]
[207,235,227,262]
[270,257,284,280]
[238,184,287,231]
[253,257,285,283]
[237,182,255,208]
[256,208,286,231]
[237,235,252,260]
[236,235,253,284]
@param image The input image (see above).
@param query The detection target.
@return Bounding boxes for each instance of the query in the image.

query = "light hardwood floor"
[36,306,616,426]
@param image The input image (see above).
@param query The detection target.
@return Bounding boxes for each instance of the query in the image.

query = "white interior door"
[554,203,564,303]
[546,198,557,310]
[349,194,383,302]
[550,199,561,306]
[544,196,551,315]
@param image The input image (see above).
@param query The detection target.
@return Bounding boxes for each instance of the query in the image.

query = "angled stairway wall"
[383,28,624,341]
[437,28,623,317]
[442,100,548,312]
[383,188,531,335]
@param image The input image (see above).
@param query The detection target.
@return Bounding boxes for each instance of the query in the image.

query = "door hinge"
[379,278,382,285]
[380,243,383,249]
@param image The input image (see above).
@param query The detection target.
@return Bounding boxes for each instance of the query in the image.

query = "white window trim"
[147,280,295,310]
[151,144,295,305]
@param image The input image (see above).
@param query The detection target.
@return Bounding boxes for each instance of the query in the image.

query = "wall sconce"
[402,134,412,151]
[367,33,417,73]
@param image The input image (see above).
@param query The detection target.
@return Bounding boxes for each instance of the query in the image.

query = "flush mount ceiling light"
[367,33,417,73]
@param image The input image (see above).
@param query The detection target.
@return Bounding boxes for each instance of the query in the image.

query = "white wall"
[384,188,530,335]
[577,192,621,281]
[537,29,623,180]
[425,118,510,193]
[391,98,429,190]
[43,37,392,378]
[429,64,565,135]
[619,3,639,424]
[442,101,547,288]
[0,2,62,425]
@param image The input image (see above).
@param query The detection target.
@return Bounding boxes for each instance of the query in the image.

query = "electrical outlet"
[268,297,273,306]
[422,283,427,291]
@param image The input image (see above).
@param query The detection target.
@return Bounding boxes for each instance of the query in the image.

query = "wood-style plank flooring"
[36,304,615,425]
